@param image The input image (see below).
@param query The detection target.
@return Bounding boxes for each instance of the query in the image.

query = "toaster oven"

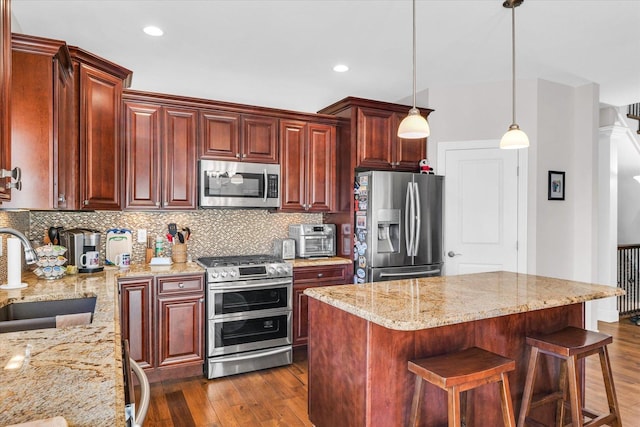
[288,224,335,258]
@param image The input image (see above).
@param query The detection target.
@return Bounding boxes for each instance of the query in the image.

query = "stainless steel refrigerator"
[353,171,443,283]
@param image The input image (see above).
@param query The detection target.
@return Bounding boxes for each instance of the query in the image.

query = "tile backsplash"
[0,209,322,282]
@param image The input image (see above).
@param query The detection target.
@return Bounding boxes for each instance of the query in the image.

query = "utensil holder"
[171,244,187,263]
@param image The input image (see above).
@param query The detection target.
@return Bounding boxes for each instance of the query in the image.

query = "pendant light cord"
[412,0,417,109]
[511,2,516,125]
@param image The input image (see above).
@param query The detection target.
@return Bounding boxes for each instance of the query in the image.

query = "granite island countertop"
[304,271,624,331]
[0,262,204,427]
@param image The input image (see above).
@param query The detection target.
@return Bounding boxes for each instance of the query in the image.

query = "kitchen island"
[0,262,204,427]
[304,271,623,427]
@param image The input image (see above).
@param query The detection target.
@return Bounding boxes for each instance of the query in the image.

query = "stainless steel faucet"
[0,228,38,264]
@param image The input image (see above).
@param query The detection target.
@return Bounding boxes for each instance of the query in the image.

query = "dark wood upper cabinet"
[77,62,124,210]
[124,101,162,209]
[319,97,432,172]
[199,110,240,159]
[356,107,427,171]
[199,111,278,163]
[0,0,11,201]
[241,115,278,163]
[123,93,197,210]
[162,107,197,209]
[280,120,336,212]
[4,34,71,209]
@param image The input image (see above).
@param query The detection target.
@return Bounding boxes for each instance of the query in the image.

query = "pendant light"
[500,0,529,149]
[397,0,430,139]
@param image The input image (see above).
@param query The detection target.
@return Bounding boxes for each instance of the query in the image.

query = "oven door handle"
[214,345,291,363]
[210,279,292,292]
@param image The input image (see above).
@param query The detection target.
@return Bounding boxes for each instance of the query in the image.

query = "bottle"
[155,235,164,257]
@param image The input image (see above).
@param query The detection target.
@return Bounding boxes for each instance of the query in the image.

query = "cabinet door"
[124,102,161,209]
[279,120,306,211]
[293,284,311,348]
[8,48,54,209]
[356,107,394,170]
[119,277,154,369]
[292,264,350,348]
[162,107,197,209]
[0,0,11,201]
[199,110,240,160]
[54,59,78,210]
[393,112,426,171]
[241,115,279,163]
[78,63,123,210]
[157,293,204,367]
[306,123,336,212]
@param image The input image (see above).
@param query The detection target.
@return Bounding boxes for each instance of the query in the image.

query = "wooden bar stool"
[408,346,516,427]
[518,326,621,427]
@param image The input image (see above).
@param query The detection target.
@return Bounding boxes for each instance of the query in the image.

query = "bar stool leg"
[556,362,568,427]
[447,386,462,427]
[566,356,583,427]
[517,346,540,427]
[409,376,424,427]
[599,346,622,427]
[500,372,516,427]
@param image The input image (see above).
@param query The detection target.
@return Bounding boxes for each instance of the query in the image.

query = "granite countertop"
[288,256,352,268]
[304,271,624,331]
[0,262,204,427]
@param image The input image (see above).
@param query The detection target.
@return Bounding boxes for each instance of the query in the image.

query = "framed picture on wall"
[548,171,565,200]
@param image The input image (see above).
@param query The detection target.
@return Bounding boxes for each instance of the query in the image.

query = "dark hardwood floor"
[139,321,639,426]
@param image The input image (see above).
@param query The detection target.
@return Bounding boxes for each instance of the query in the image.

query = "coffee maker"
[59,228,103,273]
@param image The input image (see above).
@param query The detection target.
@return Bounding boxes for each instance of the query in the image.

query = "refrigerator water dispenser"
[376,209,400,253]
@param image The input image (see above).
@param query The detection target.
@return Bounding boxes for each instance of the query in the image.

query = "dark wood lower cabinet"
[119,277,154,369]
[119,273,205,382]
[292,263,351,348]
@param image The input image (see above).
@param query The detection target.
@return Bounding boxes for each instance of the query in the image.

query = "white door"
[439,142,521,275]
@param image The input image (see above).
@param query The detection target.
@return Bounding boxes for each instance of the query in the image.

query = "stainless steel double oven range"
[197,255,293,379]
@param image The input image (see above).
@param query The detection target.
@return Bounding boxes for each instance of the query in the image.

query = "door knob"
[447,251,462,258]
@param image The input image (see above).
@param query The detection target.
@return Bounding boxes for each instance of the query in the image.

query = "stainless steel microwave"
[199,160,280,208]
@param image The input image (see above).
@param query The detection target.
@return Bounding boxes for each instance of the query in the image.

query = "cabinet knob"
[199,298,204,303]
[58,193,66,203]
[178,283,184,288]
[155,202,160,207]
[236,153,241,158]
[0,167,21,181]
[5,181,22,191]
[83,200,89,206]
[317,273,323,278]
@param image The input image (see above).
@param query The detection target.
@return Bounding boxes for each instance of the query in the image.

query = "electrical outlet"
[137,229,147,243]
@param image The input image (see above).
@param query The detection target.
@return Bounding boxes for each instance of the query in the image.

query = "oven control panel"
[207,263,292,283]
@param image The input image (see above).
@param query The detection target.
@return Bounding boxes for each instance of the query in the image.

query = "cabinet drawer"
[157,275,204,295]
[293,265,348,285]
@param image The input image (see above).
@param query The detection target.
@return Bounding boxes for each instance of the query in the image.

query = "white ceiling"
[10,0,640,114]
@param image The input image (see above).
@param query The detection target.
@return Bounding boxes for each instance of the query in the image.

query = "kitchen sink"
[0,297,97,333]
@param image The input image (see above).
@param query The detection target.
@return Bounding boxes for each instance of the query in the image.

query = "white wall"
[427,78,600,284]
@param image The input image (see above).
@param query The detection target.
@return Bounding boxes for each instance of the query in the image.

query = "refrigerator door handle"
[413,182,421,257]
[405,182,413,255]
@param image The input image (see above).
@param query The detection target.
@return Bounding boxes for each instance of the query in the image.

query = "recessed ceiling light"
[333,64,349,73]
[143,26,164,37]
